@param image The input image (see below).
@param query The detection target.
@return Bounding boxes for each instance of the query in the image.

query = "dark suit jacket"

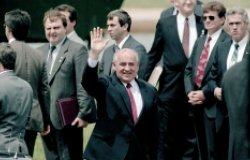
[184,30,230,118]
[99,35,148,78]
[82,65,159,160]
[144,15,203,107]
[10,40,50,132]
[39,38,95,129]
[160,0,203,18]
[0,71,33,157]
[208,39,250,96]
[222,53,250,160]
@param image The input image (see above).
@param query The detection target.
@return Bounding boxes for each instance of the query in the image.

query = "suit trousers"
[159,102,198,160]
[41,124,83,160]
[204,115,229,160]
[24,130,38,157]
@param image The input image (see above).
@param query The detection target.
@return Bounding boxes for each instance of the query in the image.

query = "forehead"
[227,14,243,22]
[107,16,119,23]
[45,18,63,26]
[116,52,138,62]
[176,0,196,3]
[203,10,218,16]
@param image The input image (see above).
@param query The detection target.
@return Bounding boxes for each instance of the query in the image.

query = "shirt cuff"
[88,57,98,68]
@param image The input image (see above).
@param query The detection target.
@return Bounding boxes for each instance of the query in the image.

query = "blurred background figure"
[98,9,148,79]
[0,43,33,159]
[222,43,250,160]
[4,9,50,157]
[55,4,88,47]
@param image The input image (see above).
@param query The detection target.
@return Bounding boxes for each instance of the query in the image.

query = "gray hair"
[226,7,249,24]
[113,48,139,63]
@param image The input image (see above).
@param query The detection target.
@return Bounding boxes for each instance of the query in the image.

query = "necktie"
[195,36,212,87]
[113,45,120,53]
[126,83,138,123]
[230,43,239,68]
[47,45,56,75]
[110,45,120,75]
[182,18,189,57]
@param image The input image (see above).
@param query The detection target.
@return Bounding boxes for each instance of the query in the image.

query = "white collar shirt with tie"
[123,80,143,117]
[47,37,66,75]
[177,13,197,58]
[227,33,249,70]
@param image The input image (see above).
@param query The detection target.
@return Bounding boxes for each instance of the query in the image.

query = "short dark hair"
[0,43,16,70]
[107,9,132,32]
[203,1,226,18]
[43,9,67,28]
[4,9,31,41]
[54,4,77,24]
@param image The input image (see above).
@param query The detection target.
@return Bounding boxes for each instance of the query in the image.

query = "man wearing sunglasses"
[208,7,250,160]
[184,1,230,160]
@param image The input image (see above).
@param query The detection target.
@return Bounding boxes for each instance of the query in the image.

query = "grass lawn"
[33,124,95,159]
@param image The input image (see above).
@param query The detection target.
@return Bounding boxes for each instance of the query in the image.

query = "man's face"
[112,50,139,84]
[44,18,66,45]
[203,11,225,34]
[107,16,128,42]
[60,11,75,34]
[176,0,196,16]
[227,14,248,42]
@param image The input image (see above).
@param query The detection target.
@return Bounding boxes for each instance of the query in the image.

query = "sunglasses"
[203,16,215,21]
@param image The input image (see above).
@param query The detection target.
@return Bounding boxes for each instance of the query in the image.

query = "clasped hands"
[187,90,206,105]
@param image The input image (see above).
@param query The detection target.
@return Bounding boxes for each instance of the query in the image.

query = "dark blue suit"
[82,65,159,160]
[144,14,204,160]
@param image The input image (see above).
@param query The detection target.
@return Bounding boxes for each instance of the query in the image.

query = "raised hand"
[90,27,109,59]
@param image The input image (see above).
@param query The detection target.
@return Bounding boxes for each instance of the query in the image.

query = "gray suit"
[0,71,33,158]
[99,35,148,78]
[39,37,94,160]
[10,40,50,156]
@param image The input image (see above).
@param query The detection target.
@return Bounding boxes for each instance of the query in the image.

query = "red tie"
[182,18,189,57]
[126,83,138,123]
[195,36,212,87]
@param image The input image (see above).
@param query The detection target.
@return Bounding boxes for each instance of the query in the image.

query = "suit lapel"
[49,39,68,83]
[105,46,115,75]
[243,39,250,57]
[204,31,229,77]
[112,75,134,123]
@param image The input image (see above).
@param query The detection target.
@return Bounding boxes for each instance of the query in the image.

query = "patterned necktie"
[182,17,189,57]
[229,43,239,68]
[195,36,212,87]
[126,83,138,123]
[47,45,56,75]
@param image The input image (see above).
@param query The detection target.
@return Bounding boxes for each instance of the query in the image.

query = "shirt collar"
[208,28,223,41]
[117,34,130,49]
[233,32,249,47]
[50,36,66,50]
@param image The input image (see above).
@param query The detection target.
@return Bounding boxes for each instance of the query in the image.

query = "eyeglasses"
[203,16,215,21]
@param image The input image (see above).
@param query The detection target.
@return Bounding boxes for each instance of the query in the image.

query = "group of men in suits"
[2,5,95,160]
[143,0,250,159]
[0,43,33,159]
[1,0,250,160]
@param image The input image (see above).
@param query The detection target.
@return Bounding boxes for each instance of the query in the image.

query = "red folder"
[56,97,79,127]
